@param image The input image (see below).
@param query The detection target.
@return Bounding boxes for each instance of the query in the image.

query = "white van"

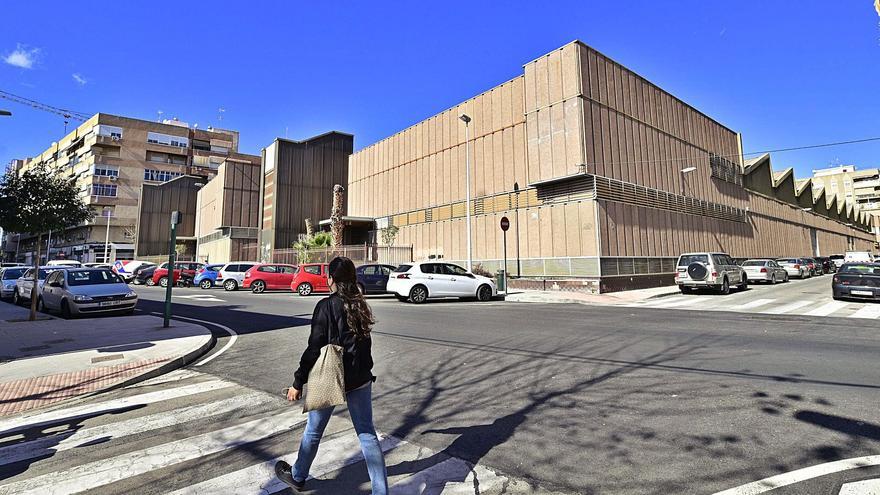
[844,251,873,263]
[46,260,83,268]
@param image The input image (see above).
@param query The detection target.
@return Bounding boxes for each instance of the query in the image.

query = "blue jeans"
[293,383,388,494]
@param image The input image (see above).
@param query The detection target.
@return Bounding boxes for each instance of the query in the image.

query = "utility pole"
[163,211,180,328]
[459,114,473,270]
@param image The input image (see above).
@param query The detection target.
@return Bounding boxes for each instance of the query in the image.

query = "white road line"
[849,304,880,319]
[648,298,703,308]
[133,368,205,388]
[839,478,880,494]
[0,410,308,495]
[761,300,814,315]
[737,298,777,310]
[712,455,880,495]
[0,380,234,435]
[0,392,270,466]
[166,432,401,495]
[149,312,238,366]
[804,301,849,317]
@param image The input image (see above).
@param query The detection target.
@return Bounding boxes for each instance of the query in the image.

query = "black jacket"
[292,294,374,392]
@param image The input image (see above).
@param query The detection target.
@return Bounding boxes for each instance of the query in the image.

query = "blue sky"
[2,1,879,179]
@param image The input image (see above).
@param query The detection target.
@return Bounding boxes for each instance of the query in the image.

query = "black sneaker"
[274,461,306,491]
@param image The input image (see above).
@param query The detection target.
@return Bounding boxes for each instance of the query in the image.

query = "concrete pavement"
[0,302,213,417]
[505,284,680,304]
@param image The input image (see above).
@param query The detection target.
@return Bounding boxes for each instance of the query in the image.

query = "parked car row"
[0,265,137,318]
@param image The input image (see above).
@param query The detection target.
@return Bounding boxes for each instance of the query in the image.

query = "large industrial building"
[348,40,875,291]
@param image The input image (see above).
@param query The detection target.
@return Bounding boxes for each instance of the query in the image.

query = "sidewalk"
[0,303,213,417]
[504,284,680,305]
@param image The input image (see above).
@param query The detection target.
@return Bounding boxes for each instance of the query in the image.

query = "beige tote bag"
[302,315,346,412]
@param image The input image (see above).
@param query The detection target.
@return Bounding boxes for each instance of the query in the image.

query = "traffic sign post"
[163,211,181,328]
[500,216,510,294]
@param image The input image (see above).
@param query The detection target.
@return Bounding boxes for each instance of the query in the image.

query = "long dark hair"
[328,257,375,339]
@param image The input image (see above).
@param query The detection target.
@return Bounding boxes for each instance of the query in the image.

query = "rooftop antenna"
[218,107,225,122]
[157,110,164,122]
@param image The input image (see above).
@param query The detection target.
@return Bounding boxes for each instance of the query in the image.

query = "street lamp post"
[103,207,112,263]
[513,182,521,278]
[459,114,473,270]
[680,166,697,196]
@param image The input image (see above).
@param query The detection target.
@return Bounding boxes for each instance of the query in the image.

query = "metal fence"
[269,245,413,266]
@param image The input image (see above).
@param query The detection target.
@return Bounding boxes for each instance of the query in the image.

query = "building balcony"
[93,135,123,147]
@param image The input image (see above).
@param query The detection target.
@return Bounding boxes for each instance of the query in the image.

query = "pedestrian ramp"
[0,369,562,495]
[625,296,880,320]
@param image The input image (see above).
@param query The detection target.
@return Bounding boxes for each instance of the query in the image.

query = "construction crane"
[0,90,91,133]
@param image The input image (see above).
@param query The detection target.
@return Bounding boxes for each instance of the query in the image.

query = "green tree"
[0,165,93,320]
[380,225,399,247]
[291,231,333,264]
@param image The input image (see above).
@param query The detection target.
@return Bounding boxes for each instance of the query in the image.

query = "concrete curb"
[0,328,216,421]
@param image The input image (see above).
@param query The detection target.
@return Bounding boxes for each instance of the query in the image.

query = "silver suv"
[675,252,747,294]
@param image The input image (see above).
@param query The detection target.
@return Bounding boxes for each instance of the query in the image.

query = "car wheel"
[252,281,266,294]
[131,278,143,285]
[358,283,366,295]
[476,284,493,302]
[297,283,313,296]
[770,274,776,285]
[718,278,730,295]
[738,277,748,291]
[13,290,22,306]
[223,279,238,291]
[36,297,45,313]
[409,285,428,304]
[678,285,690,294]
[145,277,156,286]
[60,300,72,319]
[158,277,168,288]
[199,279,213,289]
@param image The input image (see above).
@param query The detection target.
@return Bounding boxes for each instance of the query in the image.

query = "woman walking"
[275,256,388,493]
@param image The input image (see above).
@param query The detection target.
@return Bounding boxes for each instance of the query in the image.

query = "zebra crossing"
[627,293,880,320]
[0,369,559,495]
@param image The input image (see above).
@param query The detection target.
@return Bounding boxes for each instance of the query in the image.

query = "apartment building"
[811,165,857,205]
[13,113,257,264]
[812,165,880,245]
[347,40,875,291]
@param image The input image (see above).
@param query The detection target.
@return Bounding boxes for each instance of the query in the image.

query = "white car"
[217,262,258,291]
[741,259,789,284]
[775,258,810,279]
[47,260,83,268]
[112,260,153,282]
[844,251,873,263]
[386,262,497,303]
[40,268,137,318]
[13,266,68,306]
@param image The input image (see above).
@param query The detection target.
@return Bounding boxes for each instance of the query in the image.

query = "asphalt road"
[128,279,880,494]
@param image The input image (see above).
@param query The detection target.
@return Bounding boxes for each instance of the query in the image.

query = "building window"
[95,125,124,139]
[92,184,118,197]
[146,151,186,165]
[143,169,182,182]
[192,139,211,151]
[147,132,188,148]
[93,165,119,177]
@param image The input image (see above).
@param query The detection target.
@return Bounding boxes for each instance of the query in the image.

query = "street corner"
[0,314,213,417]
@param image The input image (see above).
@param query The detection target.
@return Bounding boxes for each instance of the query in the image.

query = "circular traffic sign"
[500,216,510,231]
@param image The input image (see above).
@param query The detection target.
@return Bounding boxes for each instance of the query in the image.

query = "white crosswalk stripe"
[737,298,777,310]
[648,297,704,308]
[761,300,814,315]
[839,478,880,494]
[804,301,849,316]
[0,371,551,495]
[848,304,880,319]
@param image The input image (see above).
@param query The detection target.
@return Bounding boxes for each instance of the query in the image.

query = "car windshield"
[840,264,880,275]
[67,270,124,286]
[2,268,26,280]
[742,261,766,267]
[678,255,708,266]
[393,264,412,272]
[37,269,55,280]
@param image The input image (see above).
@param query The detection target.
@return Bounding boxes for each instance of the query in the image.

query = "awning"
[317,216,376,226]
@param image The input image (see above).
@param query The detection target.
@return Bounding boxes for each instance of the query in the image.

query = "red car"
[242,263,298,293]
[290,263,330,296]
[152,262,204,287]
